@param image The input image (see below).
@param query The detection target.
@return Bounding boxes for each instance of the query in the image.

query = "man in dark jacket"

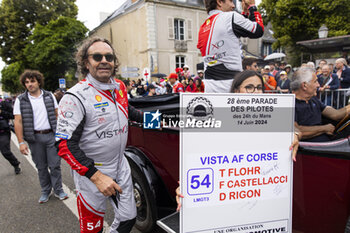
[276,71,291,93]
[0,98,21,174]
[336,58,350,88]
[335,58,350,107]
[317,64,340,106]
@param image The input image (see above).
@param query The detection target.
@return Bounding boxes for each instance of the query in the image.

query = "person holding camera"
[0,98,21,174]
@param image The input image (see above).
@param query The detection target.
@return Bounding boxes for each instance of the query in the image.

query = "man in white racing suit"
[56,37,142,233]
[198,0,264,93]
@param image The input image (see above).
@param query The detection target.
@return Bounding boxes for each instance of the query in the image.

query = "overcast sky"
[76,0,127,30]
[0,0,127,79]
[0,0,261,79]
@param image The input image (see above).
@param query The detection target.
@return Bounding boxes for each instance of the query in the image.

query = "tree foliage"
[1,62,24,94]
[0,0,78,64]
[24,16,88,91]
[260,0,350,65]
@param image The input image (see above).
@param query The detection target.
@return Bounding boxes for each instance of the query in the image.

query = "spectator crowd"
[241,57,350,107]
[122,65,205,99]
[120,56,350,109]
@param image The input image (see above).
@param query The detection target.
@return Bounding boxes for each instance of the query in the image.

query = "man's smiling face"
[85,41,115,83]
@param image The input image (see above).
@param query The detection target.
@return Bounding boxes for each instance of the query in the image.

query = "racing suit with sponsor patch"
[197,6,264,93]
[56,75,140,233]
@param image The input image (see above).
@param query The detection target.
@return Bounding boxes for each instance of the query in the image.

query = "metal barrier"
[318,88,350,109]
[265,89,350,109]
[264,90,288,94]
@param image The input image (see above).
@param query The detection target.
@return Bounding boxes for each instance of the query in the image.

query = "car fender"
[125,146,174,207]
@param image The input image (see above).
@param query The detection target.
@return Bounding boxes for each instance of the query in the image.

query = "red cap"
[168,73,178,80]
[175,67,183,73]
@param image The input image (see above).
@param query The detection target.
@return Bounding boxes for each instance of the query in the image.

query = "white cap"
[197,70,204,73]
[183,65,189,69]
[264,65,270,70]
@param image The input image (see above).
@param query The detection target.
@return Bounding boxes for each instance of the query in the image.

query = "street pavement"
[0,133,166,233]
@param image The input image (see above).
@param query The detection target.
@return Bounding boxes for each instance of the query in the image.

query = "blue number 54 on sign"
[187,168,214,196]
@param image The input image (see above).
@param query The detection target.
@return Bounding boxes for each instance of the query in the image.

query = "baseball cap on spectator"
[175,67,183,73]
[168,73,178,80]
[197,70,204,74]
[183,65,189,69]
[285,64,292,69]
[264,65,270,70]
[280,71,287,75]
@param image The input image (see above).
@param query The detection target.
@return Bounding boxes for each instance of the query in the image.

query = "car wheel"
[130,162,157,232]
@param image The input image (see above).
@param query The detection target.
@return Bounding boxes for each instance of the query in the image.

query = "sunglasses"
[88,53,115,62]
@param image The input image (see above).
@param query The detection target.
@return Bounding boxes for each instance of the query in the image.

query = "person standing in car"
[198,0,264,93]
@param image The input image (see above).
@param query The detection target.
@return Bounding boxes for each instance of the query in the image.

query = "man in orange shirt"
[262,72,277,91]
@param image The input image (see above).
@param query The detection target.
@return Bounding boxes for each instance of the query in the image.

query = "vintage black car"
[126,94,350,233]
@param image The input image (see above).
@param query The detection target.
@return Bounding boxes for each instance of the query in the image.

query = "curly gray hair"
[290,68,315,91]
[75,37,119,77]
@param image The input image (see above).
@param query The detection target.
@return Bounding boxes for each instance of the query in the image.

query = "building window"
[174,19,185,41]
[274,47,283,53]
[176,55,185,68]
[263,43,272,56]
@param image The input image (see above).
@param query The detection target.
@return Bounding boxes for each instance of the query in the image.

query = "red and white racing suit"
[56,75,141,233]
[197,6,264,93]
[172,81,185,93]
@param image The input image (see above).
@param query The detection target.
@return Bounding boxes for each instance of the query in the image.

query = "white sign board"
[59,78,66,89]
[121,66,139,72]
[180,93,295,233]
[121,72,139,78]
